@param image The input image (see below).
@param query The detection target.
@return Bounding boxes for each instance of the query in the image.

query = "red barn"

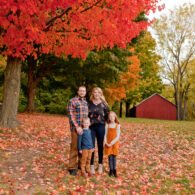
[129,93,177,120]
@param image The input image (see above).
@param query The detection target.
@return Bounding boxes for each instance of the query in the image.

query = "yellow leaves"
[109,192,115,195]
[2,153,9,159]
[0,55,7,66]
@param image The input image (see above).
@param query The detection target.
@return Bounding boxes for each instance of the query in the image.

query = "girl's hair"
[107,111,120,124]
[90,87,108,105]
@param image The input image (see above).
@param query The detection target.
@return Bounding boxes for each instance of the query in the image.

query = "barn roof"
[135,93,176,107]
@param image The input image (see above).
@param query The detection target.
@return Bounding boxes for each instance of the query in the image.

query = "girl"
[104,111,120,177]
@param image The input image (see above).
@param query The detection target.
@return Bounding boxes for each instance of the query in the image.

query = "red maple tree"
[0,0,161,128]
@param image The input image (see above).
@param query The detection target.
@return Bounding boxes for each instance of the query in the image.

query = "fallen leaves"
[0,113,194,194]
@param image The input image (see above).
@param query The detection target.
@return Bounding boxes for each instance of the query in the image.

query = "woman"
[88,87,109,174]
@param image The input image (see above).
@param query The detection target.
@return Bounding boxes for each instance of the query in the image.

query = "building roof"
[135,93,176,107]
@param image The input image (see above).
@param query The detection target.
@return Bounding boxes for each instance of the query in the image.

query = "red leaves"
[0,0,161,60]
[1,114,194,193]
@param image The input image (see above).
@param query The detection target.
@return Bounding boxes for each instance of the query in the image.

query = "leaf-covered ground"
[0,113,194,194]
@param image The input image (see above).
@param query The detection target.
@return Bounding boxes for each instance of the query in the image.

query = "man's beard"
[78,94,85,98]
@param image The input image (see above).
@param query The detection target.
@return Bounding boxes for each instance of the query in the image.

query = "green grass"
[121,117,195,134]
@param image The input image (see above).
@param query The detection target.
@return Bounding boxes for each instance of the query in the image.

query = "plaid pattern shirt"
[67,96,88,130]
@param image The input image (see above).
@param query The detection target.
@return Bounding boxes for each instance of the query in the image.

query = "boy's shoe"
[113,169,117,177]
[69,169,77,176]
[109,169,113,177]
[81,172,87,177]
[90,165,95,174]
[87,171,92,177]
[98,164,103,174]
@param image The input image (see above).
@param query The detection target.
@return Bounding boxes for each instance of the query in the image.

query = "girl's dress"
[104,124,119,156]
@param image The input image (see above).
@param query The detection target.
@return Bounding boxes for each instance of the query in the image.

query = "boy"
[78,118,94,177]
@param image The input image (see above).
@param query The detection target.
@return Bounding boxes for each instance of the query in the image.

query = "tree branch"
[43,0,102,32]
[80,0,102,13]
[44,6,72,32]
[35,62,56,85]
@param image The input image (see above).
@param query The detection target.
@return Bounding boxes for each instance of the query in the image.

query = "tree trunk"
[25,56,55,112]
[26,84,36,113]
[125,101,130,117]
[179,90,183,120]
[175,88,180,120]
[119,102,122,118]
[26,60,36,113]
[183,99,188,120]
[0,56,22,128]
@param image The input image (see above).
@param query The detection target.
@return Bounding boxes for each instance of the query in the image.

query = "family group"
[67,86,121,178]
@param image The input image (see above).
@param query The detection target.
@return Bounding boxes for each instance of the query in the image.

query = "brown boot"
[113,169,118,178]
[81,171,87,177]
[87,171,92,177]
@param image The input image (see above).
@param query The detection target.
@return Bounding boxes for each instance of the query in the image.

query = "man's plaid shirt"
[67,96,88,130]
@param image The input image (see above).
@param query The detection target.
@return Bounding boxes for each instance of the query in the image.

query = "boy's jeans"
[81,149,93,174]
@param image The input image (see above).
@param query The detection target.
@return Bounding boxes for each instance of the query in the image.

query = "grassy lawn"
[121,117,195,134]
[0,113,194,194]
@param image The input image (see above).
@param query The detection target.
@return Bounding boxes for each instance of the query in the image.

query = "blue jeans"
[90,124,105,165]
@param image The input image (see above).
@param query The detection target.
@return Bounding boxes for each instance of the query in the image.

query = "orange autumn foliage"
[104,54,141,105]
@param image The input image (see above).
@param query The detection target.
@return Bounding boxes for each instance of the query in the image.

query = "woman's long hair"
[107,111,120,124]
[90,87,108,105]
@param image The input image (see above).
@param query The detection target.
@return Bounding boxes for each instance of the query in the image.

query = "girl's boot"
[109,169,113,176]
[113,169,117,177]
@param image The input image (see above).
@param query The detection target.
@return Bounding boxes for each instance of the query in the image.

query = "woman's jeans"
[90,124,105,165]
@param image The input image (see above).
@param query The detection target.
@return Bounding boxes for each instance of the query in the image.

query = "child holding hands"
[104,111,120,177]
[78,118,94,177]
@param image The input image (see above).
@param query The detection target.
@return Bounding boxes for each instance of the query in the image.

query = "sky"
[148,0,194,20]
[148,0,195,84]
[148,0,194,36]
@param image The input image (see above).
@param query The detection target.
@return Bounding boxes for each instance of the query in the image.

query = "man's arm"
[67,99,79,129]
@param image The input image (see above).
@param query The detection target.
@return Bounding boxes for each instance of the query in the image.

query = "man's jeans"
[68,131,82,170]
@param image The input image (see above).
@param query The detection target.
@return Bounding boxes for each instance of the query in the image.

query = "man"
[67,86,88,176]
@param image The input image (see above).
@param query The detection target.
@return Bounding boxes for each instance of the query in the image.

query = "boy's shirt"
[78,129,94,151]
